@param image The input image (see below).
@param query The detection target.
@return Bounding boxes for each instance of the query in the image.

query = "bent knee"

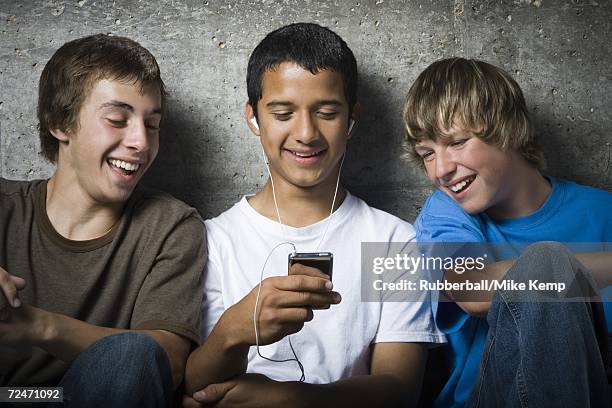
[523,241,570,259]
[86,332,169,375]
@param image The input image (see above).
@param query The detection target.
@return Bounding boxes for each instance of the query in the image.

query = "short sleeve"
[415,192,485,243]
[201,234,226,339]
[374,224,446,345]
[375,298,447,344]
[131,214,206,345]
[415,192,486,334]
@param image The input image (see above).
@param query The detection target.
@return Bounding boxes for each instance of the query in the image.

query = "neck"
[249,169,346,228]
[46,171,123,241]
[486,159,551,221]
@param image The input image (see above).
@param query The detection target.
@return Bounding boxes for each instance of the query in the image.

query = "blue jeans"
[467,242,610,408]
[52,332,173,407]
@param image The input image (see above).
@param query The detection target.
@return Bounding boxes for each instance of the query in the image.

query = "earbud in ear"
[250,117,259,130]
[347,119,355,135]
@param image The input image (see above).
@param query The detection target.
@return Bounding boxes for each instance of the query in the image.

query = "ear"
[49,128,70,142]
[245,102,260,136]
[347,103,361,140]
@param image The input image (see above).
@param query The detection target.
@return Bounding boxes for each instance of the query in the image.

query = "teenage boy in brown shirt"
[0,34,205,407]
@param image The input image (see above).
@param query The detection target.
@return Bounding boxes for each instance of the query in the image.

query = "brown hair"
[402,57,545,170]
[37,34,167,163]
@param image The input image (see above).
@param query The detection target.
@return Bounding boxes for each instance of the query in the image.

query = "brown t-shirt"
[0,178,206,386]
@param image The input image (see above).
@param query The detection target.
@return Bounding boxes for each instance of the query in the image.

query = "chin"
[458,200,489,215]
[102,186,137,204]
[282,172,323,188]
[290,180,320,189]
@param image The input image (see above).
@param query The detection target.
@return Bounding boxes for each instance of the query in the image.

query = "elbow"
[141,330,190,390]
[376,374,418,408]
[169,355,187,390]
[184,352,203,395]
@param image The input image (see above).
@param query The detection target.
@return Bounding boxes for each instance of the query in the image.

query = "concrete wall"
[1,0,610,221]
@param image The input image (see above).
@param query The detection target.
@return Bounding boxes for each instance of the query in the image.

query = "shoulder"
[0,178,42,199]
[202,198,252,257]
[0,178,44,218]
[346,193,416,242]
[132,185,201,217]
[120,187,207,268]
[556,178,612,206]
[204,198,246,238]
[128,185,203,233]
[418,190,470,220]
[415,190,484,242]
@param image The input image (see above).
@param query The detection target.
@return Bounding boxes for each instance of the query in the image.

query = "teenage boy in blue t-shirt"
[402,57,612,407]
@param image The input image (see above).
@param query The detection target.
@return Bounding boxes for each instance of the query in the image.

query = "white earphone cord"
[255,148,346,382]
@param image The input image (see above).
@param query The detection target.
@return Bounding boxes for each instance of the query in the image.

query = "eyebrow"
[314,99,343,107]
[414,144,433,151]
[265,99,344,109]
[99,100,162,115]
[265,101,293,109]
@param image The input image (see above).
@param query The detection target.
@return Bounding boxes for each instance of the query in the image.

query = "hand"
[186,374,297,408]
[223,263,341,347]
[0,304,51,346]
[0,266,26,321]
[289,262,334,310]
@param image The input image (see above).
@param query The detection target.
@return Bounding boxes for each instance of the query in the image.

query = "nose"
[124,120,150,152]
[294,113,318,145]
[435,149,456,181]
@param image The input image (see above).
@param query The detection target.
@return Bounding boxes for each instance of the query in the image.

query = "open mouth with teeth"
[289,150,325,158]
[107,159,141,176]
[449,175,476,193]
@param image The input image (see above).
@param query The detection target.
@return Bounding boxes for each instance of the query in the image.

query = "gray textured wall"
[1,0,610,221]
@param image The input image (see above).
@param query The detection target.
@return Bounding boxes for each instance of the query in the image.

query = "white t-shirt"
[203,192,445,383]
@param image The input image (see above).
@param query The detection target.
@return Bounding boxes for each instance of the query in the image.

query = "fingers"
[259,306,314,325]
[254,306,314,340]
[257,276,341,312]
[272,274,333,293]
[288,263,331,280]
[194,381,235,404]
[275,290,341,308]
[250,275,341,344]
[0,268,23,308]
[11,276,26,290]
[182,394,205,408]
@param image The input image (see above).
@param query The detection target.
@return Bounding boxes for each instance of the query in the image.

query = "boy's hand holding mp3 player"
[222,253,341,347]
[288,252,337,310]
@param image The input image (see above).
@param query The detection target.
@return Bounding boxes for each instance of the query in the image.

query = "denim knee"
[59,332,173,407]
[96,332,171,387]
[105,332,167,368]
[503,241,598,300]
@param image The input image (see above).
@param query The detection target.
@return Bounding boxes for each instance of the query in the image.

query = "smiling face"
[53,79,162,205]
[414,125,525,217]
[246,62,355,190]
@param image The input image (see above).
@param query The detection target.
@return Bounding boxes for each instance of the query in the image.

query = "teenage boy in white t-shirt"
[183,23,445,407]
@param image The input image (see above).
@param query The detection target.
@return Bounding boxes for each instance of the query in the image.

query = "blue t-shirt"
[415,177,612,408]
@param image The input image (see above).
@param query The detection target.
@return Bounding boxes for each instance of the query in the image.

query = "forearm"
[446,250,612,316]
[289,374,413,408]
[443,260,513,316]
[36,310,187,388]
[184,309,250,394]
[574,251,612,288]
[37,310,120,360]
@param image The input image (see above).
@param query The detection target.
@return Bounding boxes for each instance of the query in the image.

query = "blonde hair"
[402,58,545,170]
